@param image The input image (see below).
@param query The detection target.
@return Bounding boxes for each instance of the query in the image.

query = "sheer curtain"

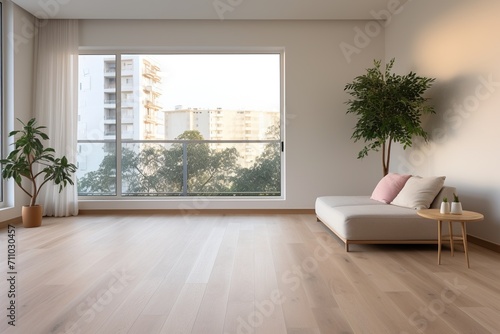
[33,19,79,217]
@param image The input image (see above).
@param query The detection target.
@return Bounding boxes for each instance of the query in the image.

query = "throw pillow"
[370,173,412,204]
[391,176,446,209]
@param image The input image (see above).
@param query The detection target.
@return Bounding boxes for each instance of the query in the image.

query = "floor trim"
[468,235,500,253]
[79,209,315,215]
[0,217,22,229]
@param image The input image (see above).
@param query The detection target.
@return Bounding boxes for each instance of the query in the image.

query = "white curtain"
[33,19,79,217]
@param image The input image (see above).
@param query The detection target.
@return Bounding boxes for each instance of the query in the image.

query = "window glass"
[77,53,282,197]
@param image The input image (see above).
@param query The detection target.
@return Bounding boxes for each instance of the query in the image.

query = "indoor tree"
[1,118,77,227]
[344,58,435,176]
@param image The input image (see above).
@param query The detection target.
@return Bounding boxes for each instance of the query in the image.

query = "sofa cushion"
[391,176,446,210]
[316,202,436,240]
[370,173,412,204]
[315,196,385,209]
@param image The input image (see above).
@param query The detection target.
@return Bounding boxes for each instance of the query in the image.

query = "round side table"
[417,209,484,268]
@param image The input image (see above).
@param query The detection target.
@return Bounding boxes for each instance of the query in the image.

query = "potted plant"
[440,197,450,214]
[0,118,77,227]
[344,58,436,176]
[451,193,463,215]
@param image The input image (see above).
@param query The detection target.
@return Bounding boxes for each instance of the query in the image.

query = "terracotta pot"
[22,205,43,228]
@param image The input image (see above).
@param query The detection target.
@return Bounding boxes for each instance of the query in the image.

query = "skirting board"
[79,209,315,215]
[0,217,22,229]
[468,235,500,253]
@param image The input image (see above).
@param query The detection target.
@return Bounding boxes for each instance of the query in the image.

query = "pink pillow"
[371,173,412,204]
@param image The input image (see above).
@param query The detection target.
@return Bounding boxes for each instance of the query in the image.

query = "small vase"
[440,202,450,214]
[450,202,463,215]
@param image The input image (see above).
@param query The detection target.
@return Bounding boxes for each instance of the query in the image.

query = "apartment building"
[78,55,165,173]
[165,107,279,167]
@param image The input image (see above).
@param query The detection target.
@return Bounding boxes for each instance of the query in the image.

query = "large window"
[77,53,282,197]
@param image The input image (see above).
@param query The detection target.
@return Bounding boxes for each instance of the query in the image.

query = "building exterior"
[78,55,165,174]
[164,107,279,167]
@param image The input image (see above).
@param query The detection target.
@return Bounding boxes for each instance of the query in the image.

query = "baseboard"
[468,235,500,253]
[79,209,315,215]
[0,217,22,229]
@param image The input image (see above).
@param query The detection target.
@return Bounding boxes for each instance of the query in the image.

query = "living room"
[1,0,499,333]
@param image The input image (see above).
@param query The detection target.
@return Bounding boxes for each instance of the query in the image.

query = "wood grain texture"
[0,213,499,333]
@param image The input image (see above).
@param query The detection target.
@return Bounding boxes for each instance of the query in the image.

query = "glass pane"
[187,142,281,196]
[77,143,117,196]
[78,55,117,196]
[123,54,281,141]
[118,141,280,197]
[121,143,183,196]
[78,55,117,141]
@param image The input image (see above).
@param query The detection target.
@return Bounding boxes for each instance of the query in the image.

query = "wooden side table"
[417,209,484,268]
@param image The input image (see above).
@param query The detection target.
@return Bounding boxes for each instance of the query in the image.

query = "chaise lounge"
[315,174,455,251]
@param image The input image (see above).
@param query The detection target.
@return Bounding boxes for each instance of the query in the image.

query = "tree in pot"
[344,58,435,176]
[0,118,77,227]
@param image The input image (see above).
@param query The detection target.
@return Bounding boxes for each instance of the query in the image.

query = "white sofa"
[315,186,456,251]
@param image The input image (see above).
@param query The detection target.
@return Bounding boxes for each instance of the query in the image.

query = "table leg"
[448,221,454,257]
[438,220,442,265]
[461,221,470,268]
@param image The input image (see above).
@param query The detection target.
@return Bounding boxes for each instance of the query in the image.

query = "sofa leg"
[345,243,349,252]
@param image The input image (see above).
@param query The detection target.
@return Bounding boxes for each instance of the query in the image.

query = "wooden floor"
[1,213,500,334]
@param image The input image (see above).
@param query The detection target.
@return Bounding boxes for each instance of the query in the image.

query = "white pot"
[440,202,451,214]
[450,202,463,215]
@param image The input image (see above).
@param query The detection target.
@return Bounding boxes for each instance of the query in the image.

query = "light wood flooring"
[1,213,500,334]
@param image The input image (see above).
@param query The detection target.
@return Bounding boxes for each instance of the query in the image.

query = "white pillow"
[391,176,446,210]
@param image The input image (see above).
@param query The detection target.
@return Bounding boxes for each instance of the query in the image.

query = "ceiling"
[11,0,406,20]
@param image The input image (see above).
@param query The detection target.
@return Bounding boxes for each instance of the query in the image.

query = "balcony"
[104,114,116,123]
[104,85,116,93]
[77,140,281,197]
[104,69,116,77]
[144,114,158,124]
[142,71,161,83]
[144,99,161,110]
[104,100,116,107]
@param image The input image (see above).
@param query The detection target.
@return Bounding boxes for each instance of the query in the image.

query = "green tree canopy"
[344,58,435,175]
[78,130,241,196]
[231,125,281,195]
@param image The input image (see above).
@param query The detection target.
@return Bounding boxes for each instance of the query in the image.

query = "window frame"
[0,1,4,204]
[77,49,285,200]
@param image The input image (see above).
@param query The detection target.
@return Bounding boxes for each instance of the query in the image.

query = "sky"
[146,54,281,112]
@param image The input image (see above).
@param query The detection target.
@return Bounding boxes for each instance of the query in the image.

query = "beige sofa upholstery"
[315,186,456,251]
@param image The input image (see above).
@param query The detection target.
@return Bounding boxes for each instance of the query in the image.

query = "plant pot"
[22,205,43,228]
[450,202,463,215]
[440,202,450,214]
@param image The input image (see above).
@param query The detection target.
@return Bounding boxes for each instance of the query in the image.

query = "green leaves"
[344,58,435,175]
[0,118,78,205]
[78,128,281,196]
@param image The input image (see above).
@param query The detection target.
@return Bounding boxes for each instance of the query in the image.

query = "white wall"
[386,0,500,245]
[78,19,385,210]
[0,2,34,222]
